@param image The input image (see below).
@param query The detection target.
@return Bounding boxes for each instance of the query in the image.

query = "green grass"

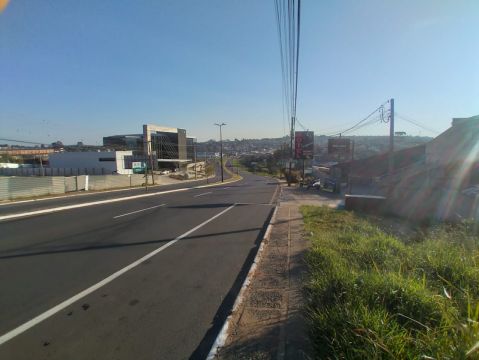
[302,206,479,359]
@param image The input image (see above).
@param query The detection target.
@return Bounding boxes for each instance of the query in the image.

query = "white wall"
[49,151,133,175]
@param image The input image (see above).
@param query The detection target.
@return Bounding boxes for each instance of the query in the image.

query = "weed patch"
[303,206,479,359]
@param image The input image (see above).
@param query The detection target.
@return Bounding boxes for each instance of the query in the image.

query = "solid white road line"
[0,204,237,346]
[0,176,244,221]
[113,204,166,219]
[0,178,208,207]
[235,202,274,206]
[193,192,212,198]
[0,188,188,221]
[206,205,279,360]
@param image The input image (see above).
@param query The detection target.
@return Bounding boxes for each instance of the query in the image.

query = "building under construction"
[103,124,196,170]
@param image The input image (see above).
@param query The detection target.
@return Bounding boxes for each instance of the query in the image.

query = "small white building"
[49,151,133,175]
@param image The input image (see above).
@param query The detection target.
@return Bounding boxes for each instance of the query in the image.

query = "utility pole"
[145,139,155,185]
[388,98,395,193]
[288,121,294,186]
[214,123,226,182]
[38,155,44,176]
[194,139,197,180]
[348,140,355,194]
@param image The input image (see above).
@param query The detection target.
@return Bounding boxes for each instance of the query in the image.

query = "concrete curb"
[206,205,279,360]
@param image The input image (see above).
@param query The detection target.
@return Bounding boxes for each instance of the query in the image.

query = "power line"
[0,138,48,145]
[274,0,301,138]
[296,118,308,131]
[326,100,390,137]
[395,112,440,135]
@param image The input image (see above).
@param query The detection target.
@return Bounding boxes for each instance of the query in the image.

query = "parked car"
[160,169,171,175]
[312,179,321,189]
[322,178,338,193]
[305,178,321,190]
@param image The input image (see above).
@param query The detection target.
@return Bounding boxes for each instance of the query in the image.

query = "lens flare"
[0,0,9,13]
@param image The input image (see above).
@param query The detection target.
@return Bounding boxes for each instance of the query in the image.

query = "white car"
[160,170,171,175]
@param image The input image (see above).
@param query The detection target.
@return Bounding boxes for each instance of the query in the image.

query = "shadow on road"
[189,206,276,360]
[0,226,264,261]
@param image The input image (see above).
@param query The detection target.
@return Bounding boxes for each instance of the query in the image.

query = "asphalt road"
[0,171,278,360]
[0,163,231,217]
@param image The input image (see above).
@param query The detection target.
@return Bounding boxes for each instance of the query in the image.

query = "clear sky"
[1,0,478,145]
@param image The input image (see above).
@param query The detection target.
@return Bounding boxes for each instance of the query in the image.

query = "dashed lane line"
[113,204,166,219]
[0,204,237,346]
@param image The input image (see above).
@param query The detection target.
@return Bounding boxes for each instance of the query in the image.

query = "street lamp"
[214,123,226,182]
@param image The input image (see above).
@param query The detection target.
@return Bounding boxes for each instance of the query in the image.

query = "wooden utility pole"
[288,121,294,186]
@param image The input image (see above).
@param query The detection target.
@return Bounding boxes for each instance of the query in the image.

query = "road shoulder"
[216,184,343,359]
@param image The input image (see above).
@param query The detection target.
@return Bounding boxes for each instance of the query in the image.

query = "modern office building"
[103,134,143,153]
[103,124,197,170]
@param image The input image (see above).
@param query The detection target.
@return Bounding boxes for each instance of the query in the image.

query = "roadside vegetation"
[302,206,479,359]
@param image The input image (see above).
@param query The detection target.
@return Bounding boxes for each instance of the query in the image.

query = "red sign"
[295,131,314,159]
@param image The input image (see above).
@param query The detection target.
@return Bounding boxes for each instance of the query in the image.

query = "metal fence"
[0,167,115,177]
[0,177,66,200]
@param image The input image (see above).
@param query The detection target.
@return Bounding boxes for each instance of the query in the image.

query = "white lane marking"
[0,189,188,221]
[0,176,243,220]
[0,178,208,207]
[235,202,274,206]
[194,192,212,198]
[194,176,242,189]
[113,204,166,219]
[0,204,236,346]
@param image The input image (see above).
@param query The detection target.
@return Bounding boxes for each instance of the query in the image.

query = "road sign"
[132,161,146,174]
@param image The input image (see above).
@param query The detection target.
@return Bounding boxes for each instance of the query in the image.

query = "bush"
[303,206,479,359]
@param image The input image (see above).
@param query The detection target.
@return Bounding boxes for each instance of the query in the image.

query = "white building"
[48,151,133,175]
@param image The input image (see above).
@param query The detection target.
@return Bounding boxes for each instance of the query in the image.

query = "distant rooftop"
[452,115,479,127]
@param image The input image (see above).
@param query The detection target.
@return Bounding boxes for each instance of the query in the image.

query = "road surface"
[0,171,278,360]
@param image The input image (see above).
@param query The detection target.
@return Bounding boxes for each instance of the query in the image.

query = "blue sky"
[1,0,478,145]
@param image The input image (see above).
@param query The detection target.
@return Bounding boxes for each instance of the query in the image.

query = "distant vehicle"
[160,169,171,175]
[322,178,338,193]
[305,178,320,190]
[312,179,321,189]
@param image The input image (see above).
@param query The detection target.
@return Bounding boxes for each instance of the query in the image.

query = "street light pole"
[194,139,197,180]
[214,123,226,182]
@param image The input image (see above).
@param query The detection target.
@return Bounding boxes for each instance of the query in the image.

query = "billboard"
[328,138,351,155]
[294,131,314,159]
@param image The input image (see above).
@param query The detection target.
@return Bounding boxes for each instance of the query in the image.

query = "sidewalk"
[218,184,343,359]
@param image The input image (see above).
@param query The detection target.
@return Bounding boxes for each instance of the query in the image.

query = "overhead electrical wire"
[0,138,47,145]
[274,0,301,147]
[395,112,440,135]
[296,118,308,131]
[326,100,390,137]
